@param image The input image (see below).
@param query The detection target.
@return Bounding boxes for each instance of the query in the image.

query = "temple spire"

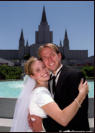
[40,6,47,24]
[64,29,68,40]
[63,29,69,50]
[26,40,29,46]
[60,40,63,47]
[20,29,24,41]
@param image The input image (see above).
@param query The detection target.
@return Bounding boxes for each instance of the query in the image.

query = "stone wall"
[68,50,88,59]
[0,50,19,60]
[0,97,94,118]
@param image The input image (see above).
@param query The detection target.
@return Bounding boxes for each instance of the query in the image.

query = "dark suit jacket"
[43,65,90,131]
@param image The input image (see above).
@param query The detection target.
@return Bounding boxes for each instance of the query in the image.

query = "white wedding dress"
[28,87,54,132]
[10,75,54,132]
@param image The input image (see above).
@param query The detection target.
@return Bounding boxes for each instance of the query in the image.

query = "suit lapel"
[55,65,68,93]
[48,74,52,92]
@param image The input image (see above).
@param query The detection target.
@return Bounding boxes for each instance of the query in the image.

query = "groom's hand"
[28,113,43,132]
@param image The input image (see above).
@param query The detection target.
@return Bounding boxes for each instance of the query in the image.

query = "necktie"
[51,67,63,94]
[52,75,56,94]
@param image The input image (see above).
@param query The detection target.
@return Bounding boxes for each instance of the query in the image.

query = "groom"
[28,43,90,131]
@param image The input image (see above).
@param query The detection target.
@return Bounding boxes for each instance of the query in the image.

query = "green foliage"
[81,65,94,78]
[0,64,22,80]
[24,54,30,60]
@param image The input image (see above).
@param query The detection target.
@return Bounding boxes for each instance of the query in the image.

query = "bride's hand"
[78,78,89,99]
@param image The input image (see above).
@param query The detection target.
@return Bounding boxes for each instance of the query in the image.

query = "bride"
[10,57,89,132]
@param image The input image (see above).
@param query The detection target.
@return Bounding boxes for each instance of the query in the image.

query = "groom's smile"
[40,46,62,74]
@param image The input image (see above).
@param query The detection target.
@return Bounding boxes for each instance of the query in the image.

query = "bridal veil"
[10,75,36,132]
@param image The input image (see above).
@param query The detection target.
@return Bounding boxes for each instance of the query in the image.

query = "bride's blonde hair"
[24,57,38,75]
